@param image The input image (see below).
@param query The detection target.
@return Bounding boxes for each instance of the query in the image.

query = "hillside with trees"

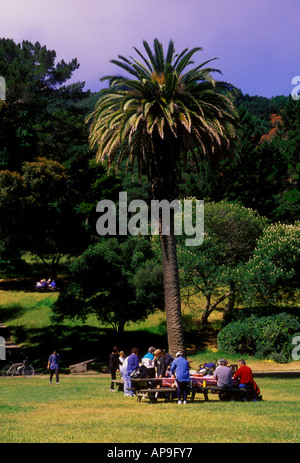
[0,38,299,359]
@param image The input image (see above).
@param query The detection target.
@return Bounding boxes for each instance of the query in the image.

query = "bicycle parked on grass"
[1,359,35,377]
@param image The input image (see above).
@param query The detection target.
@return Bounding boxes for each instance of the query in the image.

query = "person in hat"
[170,352,190,405]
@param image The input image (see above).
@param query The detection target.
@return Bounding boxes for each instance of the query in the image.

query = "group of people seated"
[35,278,56,291]
[108,346,260,404]
[213,358,260,401]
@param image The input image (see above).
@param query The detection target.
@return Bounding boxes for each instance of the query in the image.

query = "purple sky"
[1,0,299,98]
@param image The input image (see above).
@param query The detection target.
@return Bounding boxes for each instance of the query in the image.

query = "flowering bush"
[236,222,300,306]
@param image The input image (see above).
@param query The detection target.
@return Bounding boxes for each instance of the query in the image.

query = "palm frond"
[87,38,239,182]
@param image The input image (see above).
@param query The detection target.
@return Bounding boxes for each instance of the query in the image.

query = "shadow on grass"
[2,310,220,372]
[7,324,170,373]
[0,305,26,323]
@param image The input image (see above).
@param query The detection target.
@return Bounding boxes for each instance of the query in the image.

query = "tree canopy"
[51,237,164,332]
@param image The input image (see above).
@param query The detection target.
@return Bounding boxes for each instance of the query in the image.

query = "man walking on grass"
[47,349,60,385]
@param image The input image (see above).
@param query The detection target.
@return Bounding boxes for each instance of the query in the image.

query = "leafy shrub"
[217,312,300,362]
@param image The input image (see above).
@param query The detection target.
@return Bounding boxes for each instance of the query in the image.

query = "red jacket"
[233,365,254,384]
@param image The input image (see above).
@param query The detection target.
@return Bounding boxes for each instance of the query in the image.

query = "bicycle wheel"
[22,365,34,377]
[2,365,15,377]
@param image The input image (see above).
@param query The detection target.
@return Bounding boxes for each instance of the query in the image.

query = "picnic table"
[130,375,255,403]
[130,377,174,402]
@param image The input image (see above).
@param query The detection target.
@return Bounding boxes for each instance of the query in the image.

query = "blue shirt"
[127,353,139,374]
[170,356,190,382]
[48,353,60,370]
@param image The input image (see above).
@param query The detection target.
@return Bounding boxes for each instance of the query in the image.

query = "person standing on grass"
[123,347,139,397]
[47,349,60,385]
[170,352,190,405]
[109,346,121,392]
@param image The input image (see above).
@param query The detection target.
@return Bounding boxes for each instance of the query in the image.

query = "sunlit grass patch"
[0,376,299,443]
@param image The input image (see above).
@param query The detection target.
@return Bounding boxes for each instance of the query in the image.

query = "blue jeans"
[177,381,189,402]
[123,370,133,396]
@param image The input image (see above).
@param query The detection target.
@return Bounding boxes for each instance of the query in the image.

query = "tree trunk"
[223,287,236,323]
[152,140,185,357]
[200,291,232,325]
[200,294,211,325]
[117,320,126,334]
[159,210,185,357]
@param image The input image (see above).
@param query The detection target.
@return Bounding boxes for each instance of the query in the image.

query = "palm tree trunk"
[152,142,185,357]
[159,209,185,357]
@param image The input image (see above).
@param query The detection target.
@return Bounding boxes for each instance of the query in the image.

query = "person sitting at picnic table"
[49,280,56,290]
[119,350,126,365]
[170,352,190,405]
[213,359,233,389]
[154,348,170,402]
[140,346,156,377]
[154,349,167,379]
[35,280,42,289]
[123,347,139,397]
[233,359,258,401]
[120,352,128,379]
[162,349,174,372]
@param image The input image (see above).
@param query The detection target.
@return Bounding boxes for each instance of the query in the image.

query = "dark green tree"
[51,237,164,333]
[178,201,267,324]
[0,38,88,170]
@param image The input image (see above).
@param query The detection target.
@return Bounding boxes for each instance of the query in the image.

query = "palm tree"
[87,38,238,356]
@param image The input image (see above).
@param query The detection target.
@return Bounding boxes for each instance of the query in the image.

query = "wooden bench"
[133,385,256,403]
[191,385,255,402]
[69,358,97,374]
[137,387,177,403]
[111,379,124,391]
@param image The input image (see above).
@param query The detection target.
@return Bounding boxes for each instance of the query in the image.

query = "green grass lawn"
[0,375,299,443]
[1,289,300,444]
